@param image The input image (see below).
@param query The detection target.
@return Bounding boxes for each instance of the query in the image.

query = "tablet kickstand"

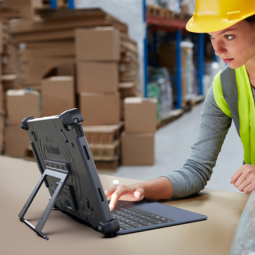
[18,168,70,240]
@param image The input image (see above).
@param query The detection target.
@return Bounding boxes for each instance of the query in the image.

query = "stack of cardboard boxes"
[75,27,121,125]
[75,27,121,169]
[122,98,157,166]
[5,89,39,157]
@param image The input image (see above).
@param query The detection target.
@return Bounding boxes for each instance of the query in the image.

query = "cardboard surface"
[7,91,39,125]
[79,92,120,125]
[0,110,5,130]
[124,97,157,133]
[1,0,42,20]
[121,132,155,166]
[77,61,119,93]
[0,84,3,111]
[4,126,30,157]
[75,27,120,61]
[0,129,3,153]
[0,156,248,255]
[41,76,75,116]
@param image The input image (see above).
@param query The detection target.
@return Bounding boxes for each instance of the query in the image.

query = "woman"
[105,0,255,211]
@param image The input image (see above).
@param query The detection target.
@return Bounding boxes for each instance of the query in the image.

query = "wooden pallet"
[95,158,119,172]
[83,123,123,144]
[89,140,120,161]
[182,99,192,112]
[157,109,183,129]
[147,5,175,19]
[191,95,205,107]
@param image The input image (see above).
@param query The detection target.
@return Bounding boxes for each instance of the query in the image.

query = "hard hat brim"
[186,14,255,33]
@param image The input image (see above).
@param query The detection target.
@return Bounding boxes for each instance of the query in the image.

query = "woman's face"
[208,20,255,69]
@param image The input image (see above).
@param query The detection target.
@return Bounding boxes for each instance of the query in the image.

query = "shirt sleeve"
[163,86,232,198]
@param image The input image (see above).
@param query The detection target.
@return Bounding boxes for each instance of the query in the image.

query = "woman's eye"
[225,35,234,40]
[209,34,214,39]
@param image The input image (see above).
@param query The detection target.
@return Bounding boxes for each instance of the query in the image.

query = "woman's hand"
[104,183,145,211]
[105,177,174,210]
[231,164,255,194]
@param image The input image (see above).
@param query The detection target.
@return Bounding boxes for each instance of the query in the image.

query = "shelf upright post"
[50,0,57,9]
[199,33,204,95]
[213,51,218,62]
[176,29,182,109]
[68,0,75,9]
[143,0,148,98]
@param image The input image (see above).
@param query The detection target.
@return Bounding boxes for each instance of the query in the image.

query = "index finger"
[108,185,128,210]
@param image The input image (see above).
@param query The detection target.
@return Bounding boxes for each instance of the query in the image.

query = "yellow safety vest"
[213,65,255,165]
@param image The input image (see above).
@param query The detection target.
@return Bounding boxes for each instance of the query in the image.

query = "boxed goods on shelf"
[159,41,195,100]
[148,67,173,119]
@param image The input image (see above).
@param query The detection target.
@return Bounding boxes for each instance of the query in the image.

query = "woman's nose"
[212,41,227,56]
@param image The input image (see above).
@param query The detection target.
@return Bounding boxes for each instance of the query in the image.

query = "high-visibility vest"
[213,65,255,165]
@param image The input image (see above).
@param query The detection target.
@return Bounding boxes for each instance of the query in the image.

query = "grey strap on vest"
[220,66,240,136]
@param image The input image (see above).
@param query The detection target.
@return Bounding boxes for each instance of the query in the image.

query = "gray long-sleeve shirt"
[163,85,244,198]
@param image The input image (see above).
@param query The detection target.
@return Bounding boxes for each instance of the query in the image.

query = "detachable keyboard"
[111,202,174,231]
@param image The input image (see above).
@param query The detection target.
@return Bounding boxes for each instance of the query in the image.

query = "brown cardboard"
[77,62,119,93]
[0,156,250,255]
[1,0,42,20]
[121,132,154,166]
[5,125,30,157]
[124,97,157,133]
[41,76,75,116]
[6,90,39,125]
[75,27,120,61]
[0,84,3,111]
[79,92,120,125]
[0,129,3,154]
[0,111,5,130]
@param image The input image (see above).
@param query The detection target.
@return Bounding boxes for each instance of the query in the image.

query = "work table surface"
[0,156,248,255]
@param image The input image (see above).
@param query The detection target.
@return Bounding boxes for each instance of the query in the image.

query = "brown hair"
[246,15,255,23]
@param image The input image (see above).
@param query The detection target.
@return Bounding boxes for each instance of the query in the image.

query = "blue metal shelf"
[50,0,75,9]
[144,5,205,109]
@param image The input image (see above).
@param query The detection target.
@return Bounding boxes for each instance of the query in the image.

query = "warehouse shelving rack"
[50,0,75,9]
[143,1,204,109]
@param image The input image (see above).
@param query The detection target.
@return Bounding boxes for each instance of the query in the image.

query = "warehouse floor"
[102,102,244,193]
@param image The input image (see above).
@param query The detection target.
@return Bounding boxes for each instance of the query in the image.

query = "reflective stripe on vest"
[213,65,255,165]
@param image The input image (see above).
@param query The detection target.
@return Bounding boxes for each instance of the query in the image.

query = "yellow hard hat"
[186,0,255,33]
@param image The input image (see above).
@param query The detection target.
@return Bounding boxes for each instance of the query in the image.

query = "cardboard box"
[0,84,3,111]
[7,89,39,125]
[79,92,120,125]
[124,97,157,133]
[0,129,3,154]
[0,110,5,130]
[1,0,42,20]
[5,125,30,158]
[41,76,75,116]
[75,27,120,61]
[77,61,119,93]
[121,132,155,166]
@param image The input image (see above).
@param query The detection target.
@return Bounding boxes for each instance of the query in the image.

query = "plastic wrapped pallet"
[158,0,181,13]
[149,67,173,118]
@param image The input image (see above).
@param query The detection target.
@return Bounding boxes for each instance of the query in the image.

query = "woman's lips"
[223,58,234,64]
